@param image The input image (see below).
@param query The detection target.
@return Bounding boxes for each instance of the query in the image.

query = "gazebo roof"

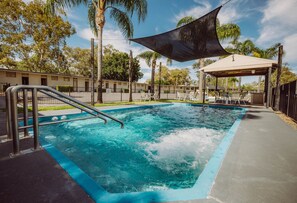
[200,54,278,77]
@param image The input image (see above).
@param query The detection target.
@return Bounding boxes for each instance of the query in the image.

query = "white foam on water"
[142,128,226,173]
[142,184,170,191]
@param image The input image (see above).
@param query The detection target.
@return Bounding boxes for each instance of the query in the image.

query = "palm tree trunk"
[198,59,204,101]
[225,78,228,92]
[151,61,156,97]
[128,50,133,102]
[96,3,105,103]
[238,77,241,92]
[257,76,261,93]
[97,25,103,103]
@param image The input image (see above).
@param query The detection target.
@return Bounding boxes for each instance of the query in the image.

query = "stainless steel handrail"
[6,85,124,155]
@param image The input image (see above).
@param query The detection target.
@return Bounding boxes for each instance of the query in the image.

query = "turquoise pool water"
[39,104,242,194]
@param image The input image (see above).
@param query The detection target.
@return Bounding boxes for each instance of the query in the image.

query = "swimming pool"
[38,104,245,202]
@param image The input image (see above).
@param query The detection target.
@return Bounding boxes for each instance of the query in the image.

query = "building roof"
[200,54,278,77]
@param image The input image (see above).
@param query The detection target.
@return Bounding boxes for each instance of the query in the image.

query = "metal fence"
[272,80,297,122]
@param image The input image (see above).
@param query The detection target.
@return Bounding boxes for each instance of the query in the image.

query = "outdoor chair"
[176,92,185,100]
[231,93,241,105]
[151,92,159,100]
[188,91,198,101]
[140,92,151,101]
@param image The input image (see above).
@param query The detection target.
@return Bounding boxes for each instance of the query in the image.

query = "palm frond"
[109,8,133,38]
[88,3,97,36]
[108,0,147,22]
[138,51,154,67]
[176,16,195,27]
[45,0,88,15]
[217,23,241,41]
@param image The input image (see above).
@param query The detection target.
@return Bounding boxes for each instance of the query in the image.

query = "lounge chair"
[176,92,185,100]
[140,92,151,101]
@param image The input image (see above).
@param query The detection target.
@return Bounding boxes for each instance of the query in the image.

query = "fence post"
[121,88,123,102]
[286,83,290,116]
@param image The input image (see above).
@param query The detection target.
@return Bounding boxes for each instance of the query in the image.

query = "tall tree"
[177,17,240,100]
[138,51,162,95]
[46,0,147,103]
[102,45,142,81]
[226,39,256,91]
[253,43,281,92]
[0,0,26,69]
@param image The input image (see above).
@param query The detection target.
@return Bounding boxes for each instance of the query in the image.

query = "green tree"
[154,67,191,85]
[253,43,281,92]
[138,51,162,95]
[226,39,256,90]
[0,0,75,72]
[46,0,148,103]
[271,65,297,86]
[176,16,240,100]
[0,0,26,69]
[102,45,142,81]
[63,46,93,76]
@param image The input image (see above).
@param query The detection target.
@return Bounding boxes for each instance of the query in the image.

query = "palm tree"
[253,43,281,92]
[226,39,256,91]
[46,0,147,103]
[176,17,240,101]
[138,51,162,96]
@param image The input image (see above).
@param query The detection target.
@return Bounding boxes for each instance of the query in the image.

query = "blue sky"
[26,0,297,83]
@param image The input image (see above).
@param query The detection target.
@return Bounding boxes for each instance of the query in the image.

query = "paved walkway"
[0,105,296,202]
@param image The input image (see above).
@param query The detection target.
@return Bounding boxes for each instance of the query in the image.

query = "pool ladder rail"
[5,85,124,156]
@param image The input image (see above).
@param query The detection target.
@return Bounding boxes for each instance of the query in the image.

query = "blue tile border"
[40,104,246,202]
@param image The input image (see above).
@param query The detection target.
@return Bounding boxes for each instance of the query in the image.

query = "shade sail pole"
[275,45,283,110]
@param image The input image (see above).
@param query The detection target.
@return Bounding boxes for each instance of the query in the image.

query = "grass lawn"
[33,99,206,111]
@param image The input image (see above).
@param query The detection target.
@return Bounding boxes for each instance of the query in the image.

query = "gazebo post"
[203,73,206,104]
[264,73,268,106]
[267,67,272,108]
[215,77,218,91]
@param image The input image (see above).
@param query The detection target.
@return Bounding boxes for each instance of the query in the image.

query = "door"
[85,81,89,92]
[113,83,117,93]
[22,77,29,85]
[73,78,78,92]
[41,78,47,86]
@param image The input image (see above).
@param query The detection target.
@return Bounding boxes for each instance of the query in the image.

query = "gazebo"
[200,54,278,107]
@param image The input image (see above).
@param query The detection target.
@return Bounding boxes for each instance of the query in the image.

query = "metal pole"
[91,38,95,106]
[23,89,29,137]
[5,87,13,139]
[11,89,20,154]
[275,45,283,110]
[203,71,206,104]
[267,67,272,108]
[128,50,133,102]
[32,88,39,150]
[158,62,162,99]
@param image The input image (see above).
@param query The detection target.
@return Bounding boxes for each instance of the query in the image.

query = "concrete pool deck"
[0,104,297,202]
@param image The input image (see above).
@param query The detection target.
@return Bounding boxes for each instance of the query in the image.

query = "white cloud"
[283,33,297,66]
[256,0,297,71]
[174,1,212,23]
[257,0,297,45]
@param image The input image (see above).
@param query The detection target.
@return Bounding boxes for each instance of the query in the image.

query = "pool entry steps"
[5,85,124,155]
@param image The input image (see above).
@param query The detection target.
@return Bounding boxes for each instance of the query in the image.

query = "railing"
[6,85,124,155]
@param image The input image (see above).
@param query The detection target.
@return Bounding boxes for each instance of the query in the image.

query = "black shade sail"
[130,6,229,62]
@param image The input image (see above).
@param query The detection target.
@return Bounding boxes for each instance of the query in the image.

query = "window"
[6,72,16,77]
[51,76,58,81]
[63,77,70,82]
